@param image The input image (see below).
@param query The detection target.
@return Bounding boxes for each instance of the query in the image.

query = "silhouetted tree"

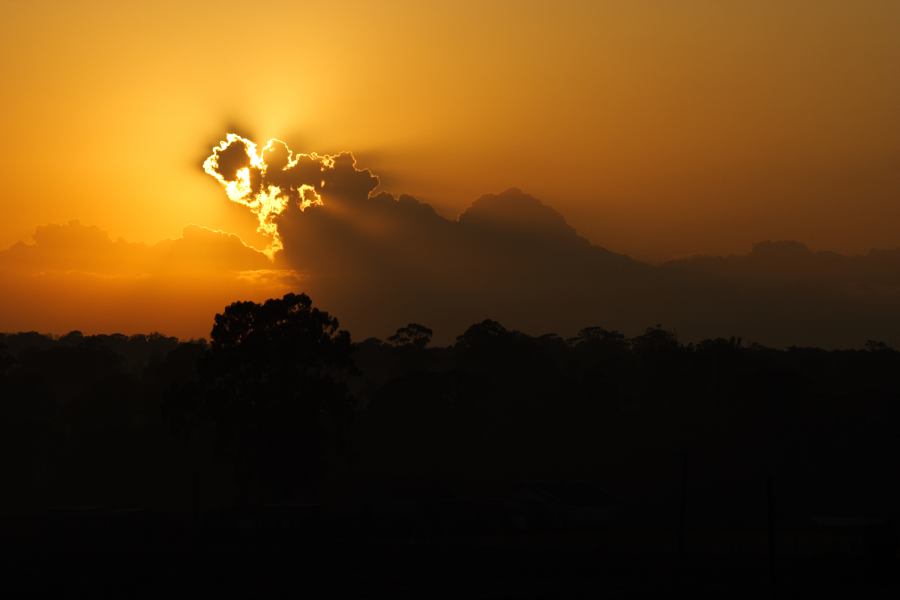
[630,324,680,356]
[454,319,520,372]
[6,290,900,583]
[568,327,628,370]
[191,293,354,505]
[568,326,627,351]
[865,339,895,354]
[0,343,12,377]
[387,323,433,349]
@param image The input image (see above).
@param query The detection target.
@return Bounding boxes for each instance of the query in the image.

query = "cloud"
[6,135,900,347]
[203,134,378,257]
[203,134,900,348]
[203,133,653,339]
[0,222,297,338]
[0,221,271,274]
[666,240,900,288]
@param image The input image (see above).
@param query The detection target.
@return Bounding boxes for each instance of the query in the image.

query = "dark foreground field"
[3,295,900,596]
[2,500,898,598]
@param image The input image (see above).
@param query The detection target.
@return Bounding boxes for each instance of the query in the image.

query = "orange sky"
[2,0,899,261]
[2,1,900,339]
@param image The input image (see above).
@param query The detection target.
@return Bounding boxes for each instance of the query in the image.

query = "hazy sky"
[2,0,900,261]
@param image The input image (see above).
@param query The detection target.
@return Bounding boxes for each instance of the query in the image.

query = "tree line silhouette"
[1,292,899,594]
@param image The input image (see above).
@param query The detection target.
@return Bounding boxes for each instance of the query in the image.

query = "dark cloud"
[200,134,900,348]
[661,242,900,347]
[666,240,900,288]
[265,164,659,342]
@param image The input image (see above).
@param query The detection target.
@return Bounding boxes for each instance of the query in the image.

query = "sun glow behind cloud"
[5,2,900,261]
[203,133,330,257]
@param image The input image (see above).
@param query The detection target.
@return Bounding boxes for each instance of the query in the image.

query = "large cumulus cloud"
[204,134,900,347]
[203,135,678,340]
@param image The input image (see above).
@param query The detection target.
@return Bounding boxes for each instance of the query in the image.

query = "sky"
[2,0,900,261]
[2,1,900,341]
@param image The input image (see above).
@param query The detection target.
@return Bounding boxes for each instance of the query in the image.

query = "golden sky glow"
[2,1,899,261]
[2,1,900,339]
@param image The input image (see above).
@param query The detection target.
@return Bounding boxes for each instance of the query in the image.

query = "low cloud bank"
[0,222,298,338]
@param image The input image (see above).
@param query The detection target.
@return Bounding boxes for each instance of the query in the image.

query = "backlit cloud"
[203,133,376,257]
[200,133,900,348]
